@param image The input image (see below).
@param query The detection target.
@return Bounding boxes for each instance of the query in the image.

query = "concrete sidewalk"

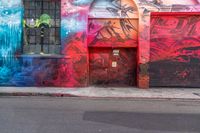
[0,86,200,100]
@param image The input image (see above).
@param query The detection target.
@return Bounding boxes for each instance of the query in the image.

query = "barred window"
[23,0,61,55]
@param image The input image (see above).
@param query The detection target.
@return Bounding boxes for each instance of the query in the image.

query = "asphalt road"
[0,97,200,133]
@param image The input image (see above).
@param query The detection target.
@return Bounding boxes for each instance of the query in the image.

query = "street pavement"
[0,97,200,133]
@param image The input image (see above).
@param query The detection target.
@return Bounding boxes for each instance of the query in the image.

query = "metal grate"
[23,0,61,54]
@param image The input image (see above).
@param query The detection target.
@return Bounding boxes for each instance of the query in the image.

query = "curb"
[0,92,78,97]
[0,91,200,101]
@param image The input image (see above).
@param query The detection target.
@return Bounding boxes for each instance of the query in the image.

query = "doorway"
[89,48,137,86]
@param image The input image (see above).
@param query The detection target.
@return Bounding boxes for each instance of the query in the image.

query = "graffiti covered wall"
[88,0,138,48]
[61,0,93,86]
[88,19,138,47]
[87,0,200,88]
[0,0,23,85]
[88,0,138,86]
[150,13,200,87]
[0,0,199,88]
[135,0,200,88]
[0,0,93,87]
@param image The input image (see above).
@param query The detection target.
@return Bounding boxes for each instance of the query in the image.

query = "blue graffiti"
[0,1,23,85]
[11,57,36,86]
[71,0,93,6]
[61,13,87,39]
[0,0,21,7]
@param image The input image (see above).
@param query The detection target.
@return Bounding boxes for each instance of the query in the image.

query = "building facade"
[0,0,200,88]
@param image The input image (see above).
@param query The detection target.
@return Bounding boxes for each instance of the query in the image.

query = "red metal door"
[89,48,137,86]
[109,48,137,86]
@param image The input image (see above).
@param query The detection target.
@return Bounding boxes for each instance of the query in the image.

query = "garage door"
[150,12,200,87]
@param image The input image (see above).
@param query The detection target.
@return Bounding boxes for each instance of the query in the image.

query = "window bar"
[54,1,56,46]
[23,0,61,54]
[41,0,44,53]
[57,1,61,46]
[34,0,36,46]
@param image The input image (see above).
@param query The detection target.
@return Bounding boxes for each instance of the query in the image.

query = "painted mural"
[89,0,138,18]
[0,0,23,85]
[88,19,138,47]
[88,0,138,86]
[0,0,200,88]
[0,0,93,87]
[61,0,93,86]
[135,0,200,88]
[150,13,200,87]
[88,0,139,48]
